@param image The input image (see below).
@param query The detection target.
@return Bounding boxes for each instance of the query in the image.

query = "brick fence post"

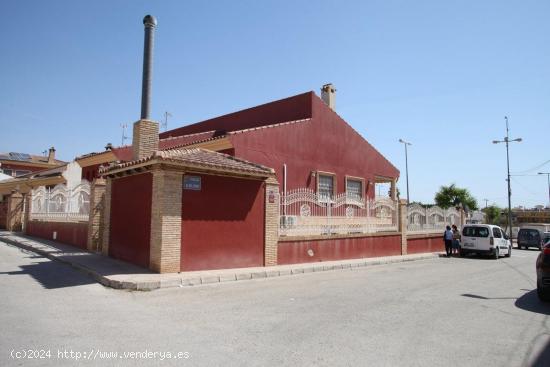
[101,178,112,256]
[264,177,279,266]
[149,168,182,273]
[87,178,106,252]
[398,199,408,255]
[7,191,24,232]
[22,192,31,233]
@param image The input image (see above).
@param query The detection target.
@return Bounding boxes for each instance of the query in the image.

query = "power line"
[511,159,550,175]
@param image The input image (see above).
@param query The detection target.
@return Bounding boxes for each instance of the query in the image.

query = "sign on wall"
[183,176,201,191]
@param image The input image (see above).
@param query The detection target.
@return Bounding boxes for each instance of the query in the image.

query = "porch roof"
[100,148,275,178]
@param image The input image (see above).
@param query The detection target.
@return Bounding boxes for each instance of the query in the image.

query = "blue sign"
[183,176,201,190]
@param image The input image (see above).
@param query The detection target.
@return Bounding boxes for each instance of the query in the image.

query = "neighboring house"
[0,147,65,178]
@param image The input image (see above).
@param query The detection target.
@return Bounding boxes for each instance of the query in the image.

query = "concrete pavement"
[0,231,441,291]
[0,239,548,367]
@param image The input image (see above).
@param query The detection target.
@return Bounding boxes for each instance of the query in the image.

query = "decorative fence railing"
[279,188,398,237]
[407,203,460,233]
[30,181,90,222]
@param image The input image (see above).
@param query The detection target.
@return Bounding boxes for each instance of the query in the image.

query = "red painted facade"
[109,173,153,268]
[407,235,444,254]
[26,221,88,249]
[160,92,399,199]
[161,93,313,138]
[277,234,402,265]
[181,174,265,271]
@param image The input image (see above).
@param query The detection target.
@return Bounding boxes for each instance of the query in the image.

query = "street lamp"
[538,172,550,208]
[398,139,412,204]
[492,116,522,241]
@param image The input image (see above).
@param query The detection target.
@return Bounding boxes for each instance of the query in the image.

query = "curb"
[1,234,441,291]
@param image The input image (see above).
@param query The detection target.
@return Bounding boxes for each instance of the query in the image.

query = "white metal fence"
[407,203,460,233]
[30,181,90,222]
[279,188,398,237]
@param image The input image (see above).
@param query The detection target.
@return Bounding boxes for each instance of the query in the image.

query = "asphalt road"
[0,241,549,367]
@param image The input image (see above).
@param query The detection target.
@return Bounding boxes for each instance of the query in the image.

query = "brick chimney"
[47,147,56,164]
[321,83,336,110]
[132,15,159,161]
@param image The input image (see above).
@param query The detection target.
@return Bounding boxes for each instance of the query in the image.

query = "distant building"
[0,148,65,178]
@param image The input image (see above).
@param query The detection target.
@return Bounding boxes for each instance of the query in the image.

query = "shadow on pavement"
[529,338,550,367]
[0,260,95,289]
[515,290,550,316]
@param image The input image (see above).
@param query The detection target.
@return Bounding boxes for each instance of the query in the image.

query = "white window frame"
[316,171,336,202]
[345,176,365,201]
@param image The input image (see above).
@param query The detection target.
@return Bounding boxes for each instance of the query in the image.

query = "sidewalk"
[0,231,443,291]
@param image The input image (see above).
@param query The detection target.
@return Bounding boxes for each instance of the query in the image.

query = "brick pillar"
[101,178,112,256]
[264,177,279,266]
[398,199,408,255]
[7,191,24,232]
[87,178,107,252]
[22,192,31,233]
[149,169,182,273]
[132,119,159,161]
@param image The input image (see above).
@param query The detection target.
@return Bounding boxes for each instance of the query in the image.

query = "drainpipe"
[283,163,287,215]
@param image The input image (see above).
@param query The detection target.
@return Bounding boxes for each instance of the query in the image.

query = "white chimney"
[321,83,336,110]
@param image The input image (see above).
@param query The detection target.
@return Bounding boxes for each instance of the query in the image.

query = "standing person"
[452,224,461,256]
[444,225,453,257]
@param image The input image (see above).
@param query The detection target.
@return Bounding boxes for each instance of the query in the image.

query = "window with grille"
[346,179,362,200]
[318,174,334,201]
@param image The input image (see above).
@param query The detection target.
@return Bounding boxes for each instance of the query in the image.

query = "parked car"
[536,238,550,301]
[460,224,512,259]
[517,228,545,250]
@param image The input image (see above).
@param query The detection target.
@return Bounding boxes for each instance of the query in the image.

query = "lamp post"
[398,139,412,204]
[538,172,550,208]
[492,116,522,241]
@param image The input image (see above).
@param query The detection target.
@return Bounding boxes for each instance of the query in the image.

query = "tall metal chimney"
[140,15,157,120]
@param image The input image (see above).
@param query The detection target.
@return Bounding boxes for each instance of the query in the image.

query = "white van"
[460,224,512,259]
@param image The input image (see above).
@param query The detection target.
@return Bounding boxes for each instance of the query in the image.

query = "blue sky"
[1,0,549,208]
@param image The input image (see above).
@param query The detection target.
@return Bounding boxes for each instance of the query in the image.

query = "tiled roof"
[0,152,65,165]
[101,148,274,177]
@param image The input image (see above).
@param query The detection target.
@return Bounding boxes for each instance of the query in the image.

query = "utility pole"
[538,172,550,208]
[483,199,489,209]
[398,139,412,204]
[492,116,522,241]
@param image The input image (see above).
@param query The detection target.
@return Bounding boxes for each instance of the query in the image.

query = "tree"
[434,184,478,210]
[482,205,501,224]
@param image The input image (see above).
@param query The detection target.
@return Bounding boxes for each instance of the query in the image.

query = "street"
[0,241,548,367]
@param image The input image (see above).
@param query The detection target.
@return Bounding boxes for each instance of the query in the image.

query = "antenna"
[120,123,129,145]
[162,111,172,131]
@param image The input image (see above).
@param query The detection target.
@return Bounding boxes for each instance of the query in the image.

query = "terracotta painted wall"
[26,221,88,249]
[277,234,402,265]
[407,234,444,254]
[229,93,399,199]
[81,164,101,182]
[181,174,265,271]
[109,173,152,268]
[160,92,313,138]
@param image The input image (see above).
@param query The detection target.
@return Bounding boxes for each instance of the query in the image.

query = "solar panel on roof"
[8,152,32,161]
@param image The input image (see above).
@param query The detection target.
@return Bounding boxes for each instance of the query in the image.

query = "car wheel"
[537,281,550,302]
[505,246,511,257]
[493,248,499,259]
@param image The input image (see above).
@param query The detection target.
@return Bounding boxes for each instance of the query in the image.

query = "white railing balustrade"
[30,181,90,222]
[407,203,461,234]
[280,188,398,237]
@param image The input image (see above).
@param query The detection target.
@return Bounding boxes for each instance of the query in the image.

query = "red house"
[95,86,403,273]
[159,87,399,200]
